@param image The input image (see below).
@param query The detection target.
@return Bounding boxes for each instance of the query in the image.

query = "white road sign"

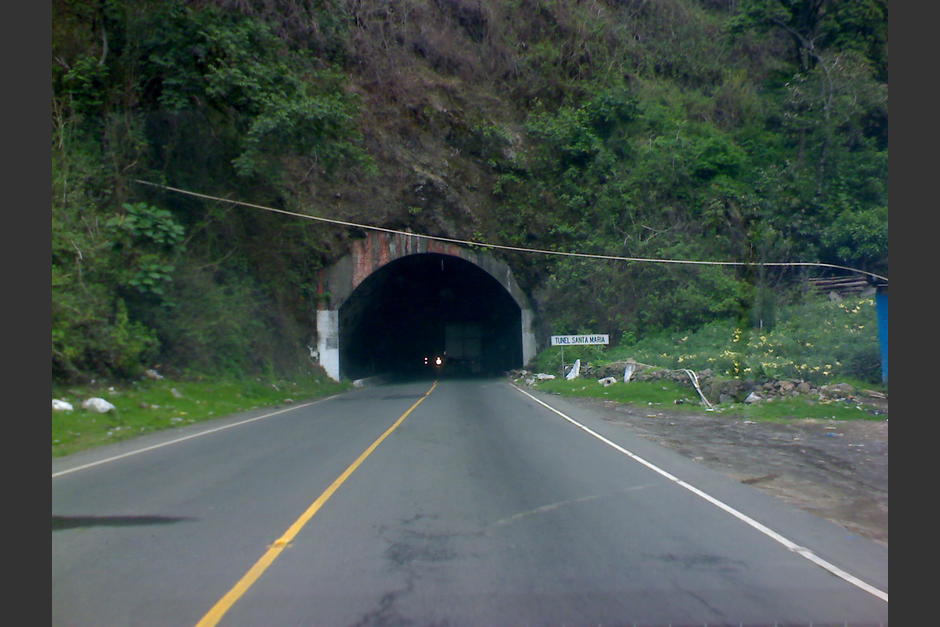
[550,334,609,346]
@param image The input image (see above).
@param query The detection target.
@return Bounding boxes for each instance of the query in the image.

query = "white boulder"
[82,397,116,413]
[565,359,581,380]
[52,399,73,411]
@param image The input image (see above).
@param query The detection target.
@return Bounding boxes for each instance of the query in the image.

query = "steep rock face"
[281,83,518,269]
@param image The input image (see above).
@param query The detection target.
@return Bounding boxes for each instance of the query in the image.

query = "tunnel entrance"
[338,253,523,380]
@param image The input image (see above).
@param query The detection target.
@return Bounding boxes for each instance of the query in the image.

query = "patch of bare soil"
[565,397,888,546]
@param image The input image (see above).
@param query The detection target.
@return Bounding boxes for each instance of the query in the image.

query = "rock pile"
[510,360,887,411]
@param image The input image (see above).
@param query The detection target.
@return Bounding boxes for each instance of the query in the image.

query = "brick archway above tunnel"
[315,232,536,380]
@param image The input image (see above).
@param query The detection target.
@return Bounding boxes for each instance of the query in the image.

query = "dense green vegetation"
[531,294,881,385]
[52,0,887,387]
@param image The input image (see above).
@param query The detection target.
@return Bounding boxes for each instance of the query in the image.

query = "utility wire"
[133,179,888,283]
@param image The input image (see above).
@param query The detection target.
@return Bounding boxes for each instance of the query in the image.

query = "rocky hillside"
[52,0,887,382]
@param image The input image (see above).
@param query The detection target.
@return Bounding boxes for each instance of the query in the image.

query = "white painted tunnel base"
[316,309,340,381]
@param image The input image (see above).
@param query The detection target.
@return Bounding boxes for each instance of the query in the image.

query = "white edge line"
[510,384,888,604]
[52,395,341,479]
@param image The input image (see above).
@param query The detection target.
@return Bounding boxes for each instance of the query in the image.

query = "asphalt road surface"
[52,378,888,626]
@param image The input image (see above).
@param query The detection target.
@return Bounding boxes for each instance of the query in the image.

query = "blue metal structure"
[875,286,888,384]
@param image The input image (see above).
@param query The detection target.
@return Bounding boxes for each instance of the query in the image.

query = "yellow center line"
[196,380,438,627]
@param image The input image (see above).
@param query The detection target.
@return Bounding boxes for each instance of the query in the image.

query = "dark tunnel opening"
[339,253,523,380]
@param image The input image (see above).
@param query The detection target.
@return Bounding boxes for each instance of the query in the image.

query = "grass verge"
[533,378,701,408]
[52,376,351,457]
[724,396,885,422]
[528,378,885,422]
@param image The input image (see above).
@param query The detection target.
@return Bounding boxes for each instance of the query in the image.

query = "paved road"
[52,378,888,626]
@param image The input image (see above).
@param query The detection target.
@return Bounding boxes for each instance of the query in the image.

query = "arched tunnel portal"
[315,233,536,381]
[340,253,522,379]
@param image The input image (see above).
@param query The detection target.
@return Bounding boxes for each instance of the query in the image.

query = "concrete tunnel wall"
[315,232,537,381]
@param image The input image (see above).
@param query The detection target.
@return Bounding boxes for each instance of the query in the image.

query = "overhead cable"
[133,179,888,283]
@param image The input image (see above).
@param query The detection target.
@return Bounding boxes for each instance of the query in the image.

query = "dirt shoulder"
[553,395,888,546]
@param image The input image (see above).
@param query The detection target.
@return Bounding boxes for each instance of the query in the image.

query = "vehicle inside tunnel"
[339,253,523,380]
